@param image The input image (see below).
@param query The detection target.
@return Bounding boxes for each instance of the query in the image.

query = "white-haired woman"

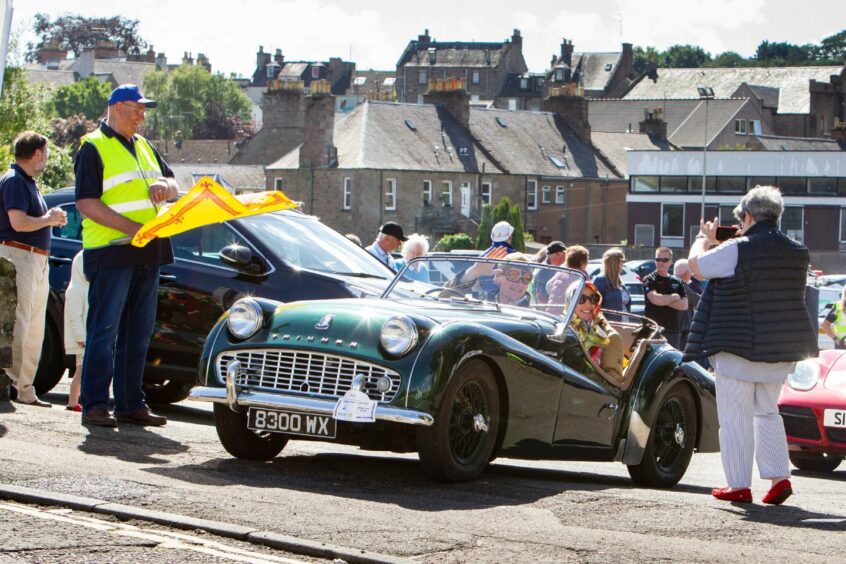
[395,233,430,283]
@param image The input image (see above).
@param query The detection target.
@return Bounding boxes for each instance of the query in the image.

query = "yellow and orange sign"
[131,177,298,247]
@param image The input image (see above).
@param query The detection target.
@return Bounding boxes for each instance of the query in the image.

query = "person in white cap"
[479,221,516,293]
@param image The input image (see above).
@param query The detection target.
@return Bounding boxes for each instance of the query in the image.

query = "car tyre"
[789,451,843,472]
[33,320,64,396]
[143,380,193,405]
[628,385,697,488]
[213,403,288,460]
[417,359,500,482]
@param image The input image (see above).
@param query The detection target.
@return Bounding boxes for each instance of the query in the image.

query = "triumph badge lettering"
[247,408,337,438]
[315,314,334,330]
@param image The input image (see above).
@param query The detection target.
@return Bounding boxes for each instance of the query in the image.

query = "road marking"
[0,502,307,564]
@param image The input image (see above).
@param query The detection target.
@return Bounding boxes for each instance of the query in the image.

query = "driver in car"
[446,251,534,306]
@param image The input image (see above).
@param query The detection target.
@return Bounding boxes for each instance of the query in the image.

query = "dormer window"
[311,66,320,79]
[353,76,367,86]
[604,63,613,71]
[555,69,564,81]
[519,77,529,90]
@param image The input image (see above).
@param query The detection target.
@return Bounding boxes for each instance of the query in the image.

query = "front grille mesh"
[825,428,846,444]
[780,406,821,441]
[217,349,401,403]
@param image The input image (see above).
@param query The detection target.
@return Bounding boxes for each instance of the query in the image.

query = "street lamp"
[697,86,714,221]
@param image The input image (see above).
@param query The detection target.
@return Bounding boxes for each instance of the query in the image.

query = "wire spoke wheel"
[448,381,490,463]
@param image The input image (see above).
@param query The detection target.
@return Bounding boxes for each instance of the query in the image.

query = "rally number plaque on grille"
[247,408,336,438]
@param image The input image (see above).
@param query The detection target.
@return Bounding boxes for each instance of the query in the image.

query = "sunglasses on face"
[578,293,600,305]
[503,268,533,284]
[655,257,671,263]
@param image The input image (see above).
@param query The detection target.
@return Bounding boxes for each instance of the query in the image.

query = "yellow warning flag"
[132,176,298,247]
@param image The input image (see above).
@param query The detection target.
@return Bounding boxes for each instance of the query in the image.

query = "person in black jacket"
[687,185,817,506]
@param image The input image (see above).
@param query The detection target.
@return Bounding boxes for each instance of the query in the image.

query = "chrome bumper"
[190,362,433,427]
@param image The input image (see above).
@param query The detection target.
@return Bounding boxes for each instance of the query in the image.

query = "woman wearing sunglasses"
[565,281,624,385]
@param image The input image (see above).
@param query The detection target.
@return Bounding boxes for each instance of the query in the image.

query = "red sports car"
[778,350,846,472]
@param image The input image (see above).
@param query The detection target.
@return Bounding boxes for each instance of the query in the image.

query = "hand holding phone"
[715,225,740,242]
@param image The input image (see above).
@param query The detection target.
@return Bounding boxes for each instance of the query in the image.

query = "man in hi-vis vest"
[74,84,178,428]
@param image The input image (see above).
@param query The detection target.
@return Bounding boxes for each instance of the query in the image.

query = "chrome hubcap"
[674,423,685,447]
[473,413,489,433]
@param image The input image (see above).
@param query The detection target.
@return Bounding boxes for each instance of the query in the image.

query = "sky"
[11,0,846,78]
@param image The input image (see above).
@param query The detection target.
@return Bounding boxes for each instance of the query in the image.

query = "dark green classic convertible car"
[190,256,718,486]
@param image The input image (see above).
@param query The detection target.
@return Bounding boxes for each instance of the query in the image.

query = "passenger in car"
[447,250,532,306]
[565,281,624,385]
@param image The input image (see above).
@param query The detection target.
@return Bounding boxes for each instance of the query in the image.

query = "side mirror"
[219,244,265,275]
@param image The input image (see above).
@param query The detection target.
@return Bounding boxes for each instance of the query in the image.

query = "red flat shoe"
[762,479,792,505]
[711,487,752,503]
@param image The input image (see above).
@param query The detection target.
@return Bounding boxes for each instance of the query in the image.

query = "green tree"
[476,204,494,249]
[661,44,711,68]
[40,141,74,192]
[47,77,111,120]
[506,206,525,252]
[819,29,846,62]
[143,65,254,140]
[755,40,814,66]
[707,51,748,68]
[433,233,474,252]
[26,14,148,60]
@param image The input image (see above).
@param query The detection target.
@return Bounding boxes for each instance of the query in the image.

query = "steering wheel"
[423,287,466,299]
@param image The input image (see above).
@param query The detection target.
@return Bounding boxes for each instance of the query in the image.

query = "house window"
[418,70,428,84]
[749,119,762,135]
[734,119,747,135]
[385,178,397,211]
[480,182,492,206]
[471,70,480,84]
[417,94,424,104]
[311,66,320,79]
[527,179,538,210]
[661,203,684,238]
[508,98,517,111]
[631,176,659,193]
[422,180,432,206]
[555,186,566,204]
[541,185,550,203]
[780,207,804,242]
[841,208,846,243]
[555,69,564,81]
[809,178,837,195]
[441,181,453,207]
[343,177,352,210]
[520,77,529,90]
[274,177,283,190]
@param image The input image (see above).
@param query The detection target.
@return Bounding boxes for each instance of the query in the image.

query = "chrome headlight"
[380,315,418,356]
[787,359,820,391]
[227,298,263,339]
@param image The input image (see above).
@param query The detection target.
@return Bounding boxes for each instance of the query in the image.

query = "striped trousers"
[715,374,790,488]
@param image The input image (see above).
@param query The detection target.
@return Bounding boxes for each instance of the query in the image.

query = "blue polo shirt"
[75,121,174,268]
[0,164,51,251]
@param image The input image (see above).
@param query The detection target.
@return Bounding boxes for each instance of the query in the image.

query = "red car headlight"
[787,360,820,391]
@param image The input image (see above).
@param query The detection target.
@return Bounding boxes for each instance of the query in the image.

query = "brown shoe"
[82,407,117,428]
[116,408,167,426]
[17,397,52,408]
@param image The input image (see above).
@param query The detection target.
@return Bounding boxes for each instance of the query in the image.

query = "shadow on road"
[79,425,189,465]
[143,449,710,511]
[718,504,846,531]
[791,468,846,482]
[146,402,214,427]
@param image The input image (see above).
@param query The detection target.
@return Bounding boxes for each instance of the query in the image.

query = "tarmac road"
[1,380,844,563]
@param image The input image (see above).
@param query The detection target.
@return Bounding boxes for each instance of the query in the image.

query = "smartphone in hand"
[715,225,739,242]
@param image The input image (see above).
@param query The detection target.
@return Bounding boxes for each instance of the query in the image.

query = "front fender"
[404,321,564,447]
[619,345,718,464]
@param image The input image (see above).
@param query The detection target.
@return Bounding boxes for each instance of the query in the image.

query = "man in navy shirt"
[0,131,67,406]
[643,246,688,348]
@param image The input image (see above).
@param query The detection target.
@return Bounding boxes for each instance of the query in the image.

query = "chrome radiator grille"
[217,349,401,402]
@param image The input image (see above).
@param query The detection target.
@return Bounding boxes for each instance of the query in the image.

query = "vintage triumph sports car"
[779,350,846,472]
[191,256,719,485]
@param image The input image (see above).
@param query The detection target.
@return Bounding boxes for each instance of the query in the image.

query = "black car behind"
[37,188,395,403]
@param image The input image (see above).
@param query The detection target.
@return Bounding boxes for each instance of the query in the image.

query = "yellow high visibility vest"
[80,129,161,249]
[833,303,846,335]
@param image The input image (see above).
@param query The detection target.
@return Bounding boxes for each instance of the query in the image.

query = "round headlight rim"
[227,298,263,340]
[787,359,820,392]
[380,315,419,357]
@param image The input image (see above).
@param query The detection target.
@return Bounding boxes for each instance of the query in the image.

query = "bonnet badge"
[315,314,334,330]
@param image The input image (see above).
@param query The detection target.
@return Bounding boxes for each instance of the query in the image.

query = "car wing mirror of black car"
[219,244,266,276]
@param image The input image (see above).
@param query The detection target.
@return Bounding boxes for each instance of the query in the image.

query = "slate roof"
[279,63,308,78]
[496,73,544,98]
[751,135,844,151]
[23,68,77,87]
[742,84,780,109]
[269,100,619,180]
[399,42,508,68]
[625,66,843,114]
[587,98,749,148]
[346,70,396,94]
[573,52,622,92]
[152,140,242,164]
[590,132,674,177]
[169,164,266,192]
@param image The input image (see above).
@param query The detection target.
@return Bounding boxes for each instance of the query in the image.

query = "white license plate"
[247,408,336,438]
[823,409,846,428]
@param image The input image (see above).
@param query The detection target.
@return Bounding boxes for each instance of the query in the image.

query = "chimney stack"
[543,86,591,142]
[639,107,668,140]
[560,39,574,67]
[299,80,337,169]
[423,78,470,129]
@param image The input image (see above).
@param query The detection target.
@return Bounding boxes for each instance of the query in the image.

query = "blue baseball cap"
[108,84,157,108]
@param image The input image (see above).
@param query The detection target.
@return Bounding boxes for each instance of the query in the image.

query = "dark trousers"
[80,263,159,414]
